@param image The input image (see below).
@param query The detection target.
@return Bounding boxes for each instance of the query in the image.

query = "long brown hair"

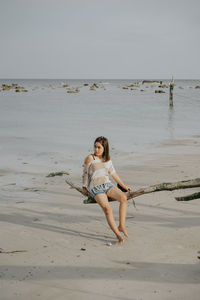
[94,136,110,162]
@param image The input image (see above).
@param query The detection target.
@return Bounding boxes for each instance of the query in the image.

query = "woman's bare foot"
[118,226,129,238]
[117,235,124,244]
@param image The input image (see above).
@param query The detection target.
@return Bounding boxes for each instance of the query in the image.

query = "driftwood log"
[46,171,69,177]
[65,178,200,204]
[0,250,27,254]
[175,192,200,201]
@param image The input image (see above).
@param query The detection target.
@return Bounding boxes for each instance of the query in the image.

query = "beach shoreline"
[1,137,200,300]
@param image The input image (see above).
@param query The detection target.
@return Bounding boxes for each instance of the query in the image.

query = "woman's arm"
[112,173,130,192]
[82,155,93,195]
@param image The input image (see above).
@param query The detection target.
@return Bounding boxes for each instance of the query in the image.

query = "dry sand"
[0,138,200,300]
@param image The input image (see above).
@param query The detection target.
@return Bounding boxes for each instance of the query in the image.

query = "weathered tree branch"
[0,250,27,254]
[65,179,82,193]
[65,178,200,204]
[175,192,200,201]
[47,171,69,177]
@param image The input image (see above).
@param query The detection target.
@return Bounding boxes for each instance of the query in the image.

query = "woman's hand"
[126,186,131,192]
[117,183,131,192]
[112,174,131,192]
[82,187,88,196]
[124,186,131,192]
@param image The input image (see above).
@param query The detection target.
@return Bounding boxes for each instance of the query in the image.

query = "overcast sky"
[0,0,200,79]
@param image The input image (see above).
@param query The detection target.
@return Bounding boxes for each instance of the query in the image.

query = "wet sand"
[0,138,200,300]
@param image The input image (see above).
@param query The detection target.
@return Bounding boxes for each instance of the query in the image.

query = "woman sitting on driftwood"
[81,136,131,244]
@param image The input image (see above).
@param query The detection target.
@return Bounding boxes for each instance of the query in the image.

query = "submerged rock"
[142,80,162,84]
[15,87,28,92]
[159,84,168,88]
[2,84,18,90]
[15,86,28,92]
[90,83,99,90]
[93,83,99,88]
[2,84,28,92]
[15,89,28,93]
[67,88,79,93]
[127,84,139,88]
[155,89,165,93]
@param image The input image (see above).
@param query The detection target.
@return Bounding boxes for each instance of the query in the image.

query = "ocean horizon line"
[0,78,199,81]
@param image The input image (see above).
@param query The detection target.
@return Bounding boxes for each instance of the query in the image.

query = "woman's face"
[94,142,104,157]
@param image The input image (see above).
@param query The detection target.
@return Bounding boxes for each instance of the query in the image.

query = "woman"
[82,136,130,244]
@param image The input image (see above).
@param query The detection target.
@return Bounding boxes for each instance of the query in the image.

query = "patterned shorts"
[89,182,114,198]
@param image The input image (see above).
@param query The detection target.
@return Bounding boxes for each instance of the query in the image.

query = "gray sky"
[1,0,200,79]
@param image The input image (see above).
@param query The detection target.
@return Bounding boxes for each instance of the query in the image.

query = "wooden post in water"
[169,75,174,107]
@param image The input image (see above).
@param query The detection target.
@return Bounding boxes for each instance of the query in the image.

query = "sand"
[0,138,200,300]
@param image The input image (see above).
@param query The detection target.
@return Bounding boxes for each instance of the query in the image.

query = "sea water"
[0,79,199,174]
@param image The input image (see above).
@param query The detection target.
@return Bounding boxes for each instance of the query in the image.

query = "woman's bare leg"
[107,187,129,237]
[94,193,124,243]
